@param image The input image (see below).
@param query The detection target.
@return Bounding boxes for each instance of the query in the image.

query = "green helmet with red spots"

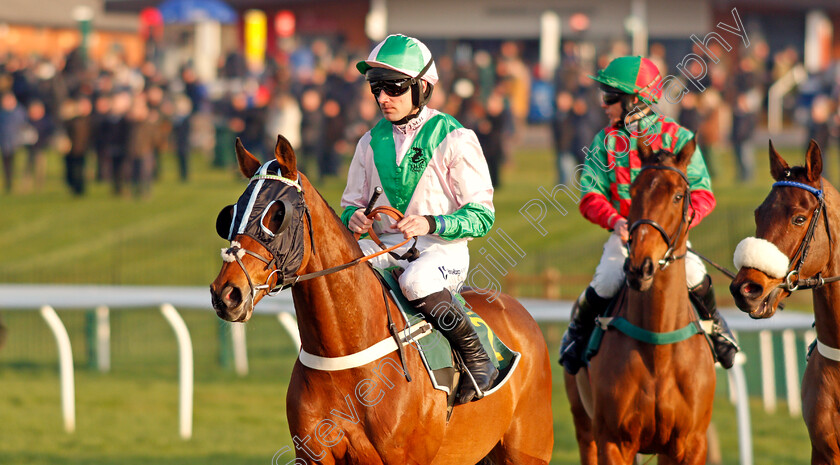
[589,56,663,105]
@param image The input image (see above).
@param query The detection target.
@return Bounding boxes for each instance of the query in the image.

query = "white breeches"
[590,233,707,299]
[359,234,470,301]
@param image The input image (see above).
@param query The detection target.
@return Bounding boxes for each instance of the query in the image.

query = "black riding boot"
[559,286,611,375]
[410,289,499,403]
[690,274,740,369]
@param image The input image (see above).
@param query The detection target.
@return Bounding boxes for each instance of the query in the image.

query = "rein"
[627,165,694,269]
[228,205,414,298]
[772,180,837,291]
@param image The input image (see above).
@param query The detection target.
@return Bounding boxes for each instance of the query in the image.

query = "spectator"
[478,91,510,188]
[808,94,833,182]
[298,86,325,177]
[91,93,113,182]
[264,91,302,153]
[697,89,723,179]
[24,99,55,190]
[126,93,157,198]
[63,95,93,196]
[321,97,345,179]
[171,93,193,182]
[108,91,132,195]
[552,90,576,185]
[731,93,758,183]
[0,92,25,193]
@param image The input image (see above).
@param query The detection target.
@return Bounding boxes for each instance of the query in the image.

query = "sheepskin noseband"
[733,237,790,279]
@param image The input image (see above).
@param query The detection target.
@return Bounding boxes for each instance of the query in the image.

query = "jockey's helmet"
[357,34,437,110]
[589,56,663,106]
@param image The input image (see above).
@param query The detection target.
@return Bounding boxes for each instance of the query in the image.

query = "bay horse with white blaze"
[210,136,553,464]
[730,140,840,463]
[565,137,715,464]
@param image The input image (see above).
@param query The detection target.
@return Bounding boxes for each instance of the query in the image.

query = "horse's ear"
[675,137,696,167]
[235,138,262,178]
[805,139,823,182]
[637,135,656,164]
[769,140,790,181]
[274,134,298,178]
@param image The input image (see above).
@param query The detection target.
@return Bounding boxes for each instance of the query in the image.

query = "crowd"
[1,34,839,197]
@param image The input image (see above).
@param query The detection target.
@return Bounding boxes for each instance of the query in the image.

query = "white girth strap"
[817,339,840,362]
[298,321,433,371]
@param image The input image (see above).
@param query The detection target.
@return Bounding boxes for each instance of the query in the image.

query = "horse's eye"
[673,193,684,203]
[792,215,807,226]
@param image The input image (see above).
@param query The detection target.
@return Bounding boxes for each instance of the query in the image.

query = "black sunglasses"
[369,79,411,97]
[601,91,625,106]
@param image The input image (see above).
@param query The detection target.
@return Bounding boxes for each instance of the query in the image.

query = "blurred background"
[1,0,839,463]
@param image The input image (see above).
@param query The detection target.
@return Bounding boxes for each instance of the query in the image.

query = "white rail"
[160,303,194,440]
[39,305,75,433]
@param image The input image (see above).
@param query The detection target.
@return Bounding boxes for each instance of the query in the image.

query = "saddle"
[373,266,520,410]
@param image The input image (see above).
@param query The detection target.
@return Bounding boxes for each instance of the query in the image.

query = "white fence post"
[95,305,110,372]
[730,354,754,465]
[759,330,777,413]
[277,311,301,350]
[160,303,193,440]
[782,329,802,416]
[40,305,75,433]
[231,322,249,376]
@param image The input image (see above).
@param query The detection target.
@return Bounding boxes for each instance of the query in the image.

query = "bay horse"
[730,140,840,463]
[210,136,553,464]
[565,137,715,464]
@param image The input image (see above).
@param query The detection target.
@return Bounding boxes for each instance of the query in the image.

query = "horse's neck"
[813,184,840,348]
[626,258,692,332]
[292,192,390,357]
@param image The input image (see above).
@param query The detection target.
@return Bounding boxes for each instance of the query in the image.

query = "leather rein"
[228,205,414,300]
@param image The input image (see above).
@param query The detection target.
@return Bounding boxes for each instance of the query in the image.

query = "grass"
[0,310,813,464]
[0,138,830,463]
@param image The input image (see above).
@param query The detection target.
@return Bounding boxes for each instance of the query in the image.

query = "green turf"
[0,310,812,464]
[0,141,829,463]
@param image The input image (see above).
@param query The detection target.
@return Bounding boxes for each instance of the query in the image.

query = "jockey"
[340,34,498,403]
[558,56,740,374]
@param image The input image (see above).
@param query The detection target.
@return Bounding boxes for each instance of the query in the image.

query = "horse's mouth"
[212,288,255,323]
[749,287,785,319]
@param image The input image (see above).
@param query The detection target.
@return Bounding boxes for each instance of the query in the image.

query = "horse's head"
[730,140,832,318]
[210,136,311,322]
[624,137,695,291]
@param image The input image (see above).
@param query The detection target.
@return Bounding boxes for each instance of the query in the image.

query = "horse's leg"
[564,371,596,465]
[597,441,637,465]
[488,359,553,464]
[655,432,707,465]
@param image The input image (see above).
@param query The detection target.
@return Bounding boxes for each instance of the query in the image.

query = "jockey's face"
[372,80,422,123]
[601,92,627,127]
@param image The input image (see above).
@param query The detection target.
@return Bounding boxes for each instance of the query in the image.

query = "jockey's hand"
[348,209,380,235]
[613,218,629,244]
[396,215,433,239]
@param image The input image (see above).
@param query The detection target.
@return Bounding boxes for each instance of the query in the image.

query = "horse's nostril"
[741,282,763,299]
[225,285,242,307]
[642,257,654,277]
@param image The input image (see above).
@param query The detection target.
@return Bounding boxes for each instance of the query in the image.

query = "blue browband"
[773,180,823,199]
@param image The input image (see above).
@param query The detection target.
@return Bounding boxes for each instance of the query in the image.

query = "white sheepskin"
[221,241,245,263]
[733,237,790,279]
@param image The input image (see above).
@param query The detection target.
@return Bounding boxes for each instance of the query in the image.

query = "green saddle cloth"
[374,266,520,395]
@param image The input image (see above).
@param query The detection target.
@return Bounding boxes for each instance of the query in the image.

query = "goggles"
[369,79,411,98]
[601,91,625,106]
